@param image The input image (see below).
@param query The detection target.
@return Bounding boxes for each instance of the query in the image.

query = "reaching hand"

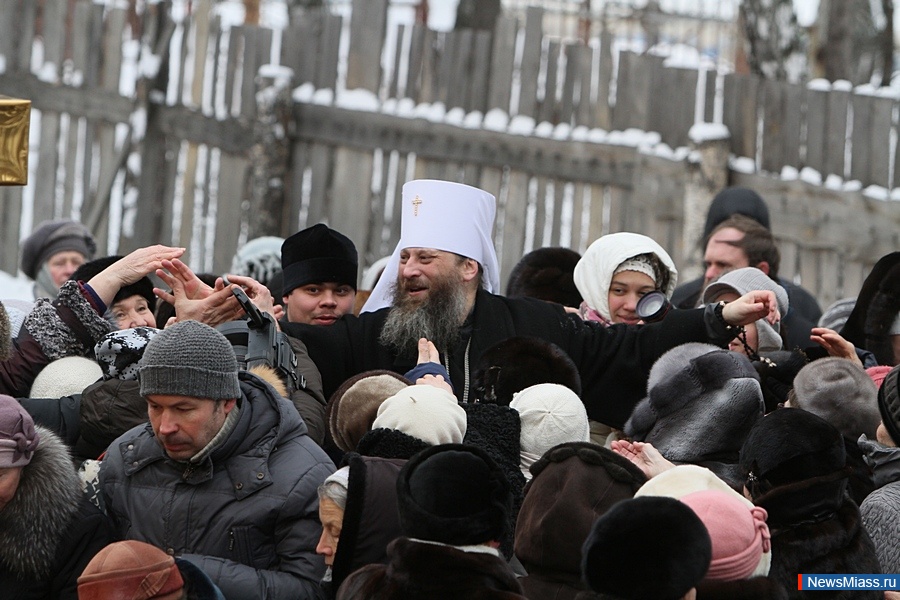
[223,273,279,324]
[810,327,863,367]
[720,290,780,327]
[610,439,675,479]
[416,338,441,365]
[154,259,215,304]
[87,245,185,306]
[416,374,454,394]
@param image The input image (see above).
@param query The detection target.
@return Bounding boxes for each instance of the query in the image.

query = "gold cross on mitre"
[412,194,423,216]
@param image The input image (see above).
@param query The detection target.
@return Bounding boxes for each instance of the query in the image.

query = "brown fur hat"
[327,370,412,452]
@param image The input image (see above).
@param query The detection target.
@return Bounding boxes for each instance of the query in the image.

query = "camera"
[636,291,672,323]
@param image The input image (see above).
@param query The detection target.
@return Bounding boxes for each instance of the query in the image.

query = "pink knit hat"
[0,395,39,468]
[867,365,893,390]
[680,490,771,581]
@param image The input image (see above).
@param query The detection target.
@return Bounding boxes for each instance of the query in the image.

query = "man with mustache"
[277,179,781,430]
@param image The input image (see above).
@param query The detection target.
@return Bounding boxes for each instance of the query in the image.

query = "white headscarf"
[573,232,678,322]
[361,180,501,313]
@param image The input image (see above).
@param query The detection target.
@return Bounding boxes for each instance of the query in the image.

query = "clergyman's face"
[283,282,355,325]
[395,248,466,306]
[147,394,236,461]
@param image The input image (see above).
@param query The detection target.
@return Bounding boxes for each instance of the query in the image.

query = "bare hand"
[223,273,278,323]
[416,374,454,394]
[154,259,214,304]
[168,284,244,327]
[610,439,675,479]
[720,290,780,328]
[416,338,441,365]
[810,327,863,367]
[88,245,185,306]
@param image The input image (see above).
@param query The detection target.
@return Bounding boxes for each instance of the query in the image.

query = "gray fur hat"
[790,357,880,440]
[21,219,96,280]
[139,320,240,400]
[625,343,765,464]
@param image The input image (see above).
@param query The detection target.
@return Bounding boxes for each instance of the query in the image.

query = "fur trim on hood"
[0,425,82,579]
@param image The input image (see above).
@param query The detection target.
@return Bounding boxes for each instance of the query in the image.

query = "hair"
[453,252,484,290]
[317,479,349,511]
[708,214,780,280]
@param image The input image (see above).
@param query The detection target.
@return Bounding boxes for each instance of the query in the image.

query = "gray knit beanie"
[139,320,240,400]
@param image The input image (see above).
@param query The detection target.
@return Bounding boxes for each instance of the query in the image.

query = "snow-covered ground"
[0,271,37,302]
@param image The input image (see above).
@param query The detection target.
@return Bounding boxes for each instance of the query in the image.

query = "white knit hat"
[510,383,590,459]
[635,464,754,508]
[29,356,102,398]
[361,180,500,313]
[372,385,467,445]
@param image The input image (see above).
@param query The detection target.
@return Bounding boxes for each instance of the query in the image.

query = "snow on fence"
[0,0,899,309]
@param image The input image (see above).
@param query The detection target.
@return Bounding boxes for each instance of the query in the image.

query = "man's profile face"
[703,227,749,287]
[147,394,236,461]
[283,282,355,325]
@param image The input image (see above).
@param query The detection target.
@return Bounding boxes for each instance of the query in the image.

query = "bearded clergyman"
[281,179,780,429]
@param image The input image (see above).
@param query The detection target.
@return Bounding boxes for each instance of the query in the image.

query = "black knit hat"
[396,444,511,546]
[71,255,157,312]
[877,365,900,446]
[506,247,583,307]
[702,187,770,241]
[473,336,581,405]
[281,224,358,296]
[21,219,96,279]
[581,496,711,599]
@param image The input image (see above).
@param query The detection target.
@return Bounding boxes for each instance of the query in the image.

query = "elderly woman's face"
[0,467,22,511]
[47,250,86,287]
[316,496,345,566]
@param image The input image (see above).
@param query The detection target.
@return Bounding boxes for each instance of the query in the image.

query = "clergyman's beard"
[379,274,469,357]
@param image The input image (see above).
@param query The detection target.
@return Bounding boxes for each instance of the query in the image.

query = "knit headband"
[613,255,658,284]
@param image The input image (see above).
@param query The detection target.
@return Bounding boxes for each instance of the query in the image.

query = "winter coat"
[283,288,738,429]
[99,371,336,600]
[859,437,900,573]
[286,335,328,445]
[0,425,115,599]
[696,577,789,599]
[514,443,647,600]
[768,499,882,599]
[336,537,527,600]
[323,454,405,599]
[0,280,111,397]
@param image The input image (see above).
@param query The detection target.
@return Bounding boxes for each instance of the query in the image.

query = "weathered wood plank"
[532,177,548,249]
[388,24,406,99]
[316,13,342,91]
[305,142,332,226]
[782,83,803,168]
[849,93,872,184]
[761,79,786,173]
[539,41,561,124]
[573,44,593,127]
[240,25,261,119]
[224,26,243,116]
[500,171,530,281]
[41,0,66,81]
[487,16,517,113]
[559,44,579,125]
[330,148,373,263]
[213,153,249,274]
[804,84,828,173]
[405,24,427,102]
[517,7,543,117]
[0,0,20,72]
[0,187,23,275]
[16,0,37,72]
[346,0,388,93]
[586,184,606,244]
[32,109,60,223]
[549,180,566,246]
[824,86,850,178]
[868,96,893,188]
[468,30,493,113]
[293,104,637,187]
[447,29,473,110]
[286,140,310,234]
[595,30,613,129]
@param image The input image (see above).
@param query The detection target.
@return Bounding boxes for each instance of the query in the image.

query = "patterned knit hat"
[0,395,40,468]
[95,327,160,381]
[77,541,184,600]
[139,320,240,400]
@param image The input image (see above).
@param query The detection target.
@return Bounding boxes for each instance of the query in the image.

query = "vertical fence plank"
[388,24,406,99]
[782,83,803,169]
[405,24,427,102]
[825,86,850,179]
[500,172,529,282]
[0,187,23,275]
[558,44,579,125]
[761,80,786,174]
[346,0,388,92]
[850,93,872,184]
[16,0,37,72]
[868,96,893,188]
[574,44,594,127]
[539,41,560,124]
[468,30,493,113]
[316,13,342,91]
[487,16,516,113]
[595,30,613,129]
[213,154,249,274]
[0,0,20,72]
[517,7,543,117]
[804,84,828,173]
[447,29,473,110]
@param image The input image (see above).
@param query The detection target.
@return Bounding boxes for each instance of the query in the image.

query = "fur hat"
[0,395,39,468]
[21,219,96,280]
[581,496,712,599]
[396,443,511,546]
[841,252,900,361]
[77,540,184,600]
[505,247,583,307]
[739,409,848,527]
[327,370,412,452]
[281,224,358,296]
[372,386,467,446]
[516,443,646,580]
[71,255,157,313]
[510,383,590,465]
[230,236,284,287]
[473,336,581,405]
[790,358,880,440]
[625,343,764,464]
[29,356,102,398]
[139,320,240,401]
[680,490,772,582]
[877,365,900,446]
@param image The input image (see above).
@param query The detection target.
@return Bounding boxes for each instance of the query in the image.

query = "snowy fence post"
[681,123,731,283]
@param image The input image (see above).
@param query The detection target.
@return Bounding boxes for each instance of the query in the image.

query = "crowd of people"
[1,180,899,599]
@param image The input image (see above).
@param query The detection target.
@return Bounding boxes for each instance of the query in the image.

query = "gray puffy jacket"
[99,371,335,600]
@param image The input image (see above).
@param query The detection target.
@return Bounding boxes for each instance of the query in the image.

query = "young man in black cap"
[281,224,358,325]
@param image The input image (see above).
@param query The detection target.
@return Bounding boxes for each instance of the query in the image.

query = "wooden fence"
[1,0,899,310]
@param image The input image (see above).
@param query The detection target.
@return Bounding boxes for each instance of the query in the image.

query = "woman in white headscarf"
[573,232,678,326]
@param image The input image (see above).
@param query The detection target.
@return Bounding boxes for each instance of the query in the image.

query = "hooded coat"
[0,425,115,599]
[99,371,336,600]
